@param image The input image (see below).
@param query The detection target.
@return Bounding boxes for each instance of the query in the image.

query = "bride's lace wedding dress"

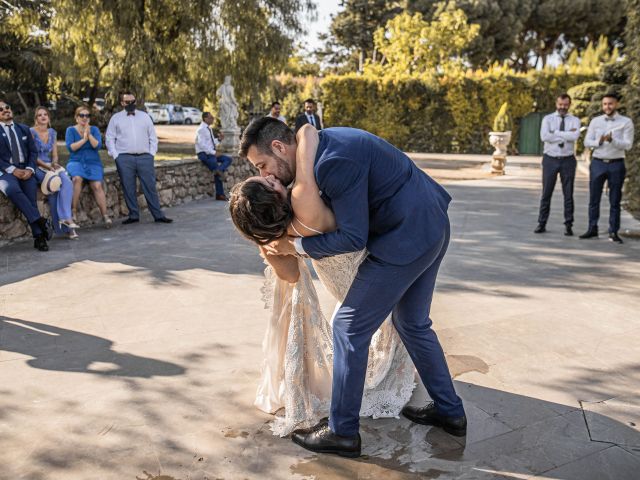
[255,250,416,436]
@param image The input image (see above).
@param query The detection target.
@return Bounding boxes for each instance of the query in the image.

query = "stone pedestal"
[489,131,512,175]
[219,127,241,155]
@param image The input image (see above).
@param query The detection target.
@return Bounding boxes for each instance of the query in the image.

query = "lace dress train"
[255,251,416,436]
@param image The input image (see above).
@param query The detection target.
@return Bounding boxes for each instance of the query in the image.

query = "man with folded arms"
[106,91,172,225]
[580,93,634,244]
[534,93,581,236]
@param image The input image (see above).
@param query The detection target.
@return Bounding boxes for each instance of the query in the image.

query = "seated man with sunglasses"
[106,91,172,225]
[0,99,51,251]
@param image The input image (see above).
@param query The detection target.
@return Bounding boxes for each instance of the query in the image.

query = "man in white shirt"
[266,101,287,124]
[195,112,232,200]
[580,92,635,243]
[535,93,581,236]
[106,91,172,224]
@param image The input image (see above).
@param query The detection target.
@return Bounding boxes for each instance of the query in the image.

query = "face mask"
[125,102,136,112]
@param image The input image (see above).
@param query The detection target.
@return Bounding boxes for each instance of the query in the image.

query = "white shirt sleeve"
[611,120,634,151]
[294,237,307,256]
[105,116,118,158]
[148,115,158,156]
[540,115,561,143]
[584,119,600,148]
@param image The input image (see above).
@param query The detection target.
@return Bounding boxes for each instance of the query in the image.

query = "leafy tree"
[0,1,52,114]
[366,8,479,77]
[622,0,640,212]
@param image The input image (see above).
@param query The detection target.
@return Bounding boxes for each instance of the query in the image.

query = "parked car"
[145,102,170,124]
[162,104,185,124]
[183,107,203,125]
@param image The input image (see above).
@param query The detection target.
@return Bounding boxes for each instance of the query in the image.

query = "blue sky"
[300,0,342,51]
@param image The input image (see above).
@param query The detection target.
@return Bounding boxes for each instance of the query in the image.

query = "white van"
[162,104,185,124]
[145,102,170,124]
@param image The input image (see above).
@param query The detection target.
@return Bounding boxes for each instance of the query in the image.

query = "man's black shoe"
[36,217,52,240]
[33,235,49,252]
[154,217,173,223]
[402,402,467,437]
[291,419,361,458]
[609,232,624,244]
[564,224,573,236]
[122,217,139,225]
[534,224,546,234]
[579,227,598,239]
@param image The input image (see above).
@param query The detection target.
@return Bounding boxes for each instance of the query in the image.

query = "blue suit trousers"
[115,153,164,220]
[197,152,232,196]
[588,158,626,233]
[0,172,43,236]
[329,220,464,436]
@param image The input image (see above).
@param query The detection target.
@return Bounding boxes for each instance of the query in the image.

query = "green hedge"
[320,71,596,153]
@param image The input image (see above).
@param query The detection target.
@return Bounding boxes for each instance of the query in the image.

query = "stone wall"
[0,156,256,244]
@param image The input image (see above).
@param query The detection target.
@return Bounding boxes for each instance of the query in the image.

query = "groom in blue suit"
[241,118,465,457]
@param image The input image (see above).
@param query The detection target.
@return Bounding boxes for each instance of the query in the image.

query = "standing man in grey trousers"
[106,91,172,224]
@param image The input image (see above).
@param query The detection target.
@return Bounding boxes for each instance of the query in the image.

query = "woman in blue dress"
[66,105,112,227]
[31,106,79,239]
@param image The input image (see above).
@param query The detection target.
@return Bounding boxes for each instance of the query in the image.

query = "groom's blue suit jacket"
[300,127,451,265]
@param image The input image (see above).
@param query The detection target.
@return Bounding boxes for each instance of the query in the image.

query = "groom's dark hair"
[239,117,295,157]
[229,179,293,245]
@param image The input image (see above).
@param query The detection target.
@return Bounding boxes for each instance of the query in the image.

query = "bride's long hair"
[229,179,293,245]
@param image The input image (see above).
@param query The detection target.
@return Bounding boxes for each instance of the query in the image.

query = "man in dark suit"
[240,118,465,457]
[0,99,51,251]
[294,98,321,133]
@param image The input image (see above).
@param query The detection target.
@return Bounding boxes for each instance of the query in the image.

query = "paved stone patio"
[1,158,639,479]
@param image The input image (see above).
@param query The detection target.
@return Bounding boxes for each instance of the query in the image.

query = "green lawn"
[55,142,196,168]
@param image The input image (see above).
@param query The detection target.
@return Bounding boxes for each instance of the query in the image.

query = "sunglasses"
[123,100,136,105]
[77,113,91,118]
[0,105,12,112]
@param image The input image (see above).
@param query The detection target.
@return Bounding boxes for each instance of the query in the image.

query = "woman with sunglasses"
[65,105,111,227]
[31,106,80,239]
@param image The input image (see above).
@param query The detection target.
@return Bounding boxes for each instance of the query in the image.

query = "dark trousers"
[537,154,576,226]
[329,221,464,436]
[0,172,43,236]
[588,158,626,233]
[115,153,164,220]
[197,152,232,196]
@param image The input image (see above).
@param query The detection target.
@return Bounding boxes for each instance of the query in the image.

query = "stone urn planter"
[488,131,512,175]
[489,101,513,175]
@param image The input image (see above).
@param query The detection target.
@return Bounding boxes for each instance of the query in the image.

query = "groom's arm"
[300,156,369,259]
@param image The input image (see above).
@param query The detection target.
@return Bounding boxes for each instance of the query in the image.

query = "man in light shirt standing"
[580,93,634,244]
[266,101,287,124]
[106,91,172,224]
[195,112,232,201]
[535,93,581,236]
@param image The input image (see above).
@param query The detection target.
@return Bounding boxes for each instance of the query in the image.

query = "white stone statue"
[216,75,239,131]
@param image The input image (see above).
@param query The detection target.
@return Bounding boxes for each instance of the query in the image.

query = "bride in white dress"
[229,126,416,436]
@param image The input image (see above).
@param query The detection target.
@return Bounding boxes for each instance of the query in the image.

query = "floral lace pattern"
[255,251,416,436]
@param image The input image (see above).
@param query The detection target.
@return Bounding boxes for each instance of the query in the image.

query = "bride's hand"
[263,236,298,256]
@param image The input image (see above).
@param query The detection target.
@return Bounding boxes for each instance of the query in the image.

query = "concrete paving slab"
[1,161,640,479]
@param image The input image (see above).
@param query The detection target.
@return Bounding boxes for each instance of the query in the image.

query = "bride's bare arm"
[259,246,300,283]
[291,124,336,235]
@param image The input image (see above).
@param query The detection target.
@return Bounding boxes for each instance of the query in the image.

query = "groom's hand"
[264,236,298,256]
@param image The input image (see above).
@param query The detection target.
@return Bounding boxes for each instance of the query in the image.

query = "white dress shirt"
[539,112,581,157]
[267,113,287,123]
[195,122,219,155]
[584,113,635,159]
[1,122,34,174]
[105,110,158,158]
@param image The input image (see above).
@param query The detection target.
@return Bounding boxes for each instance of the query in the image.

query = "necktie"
[127,112,135,116]
[208,128,216,148]
[308,115,315,127]
[7,124,21,165]
[559,116,565,149]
